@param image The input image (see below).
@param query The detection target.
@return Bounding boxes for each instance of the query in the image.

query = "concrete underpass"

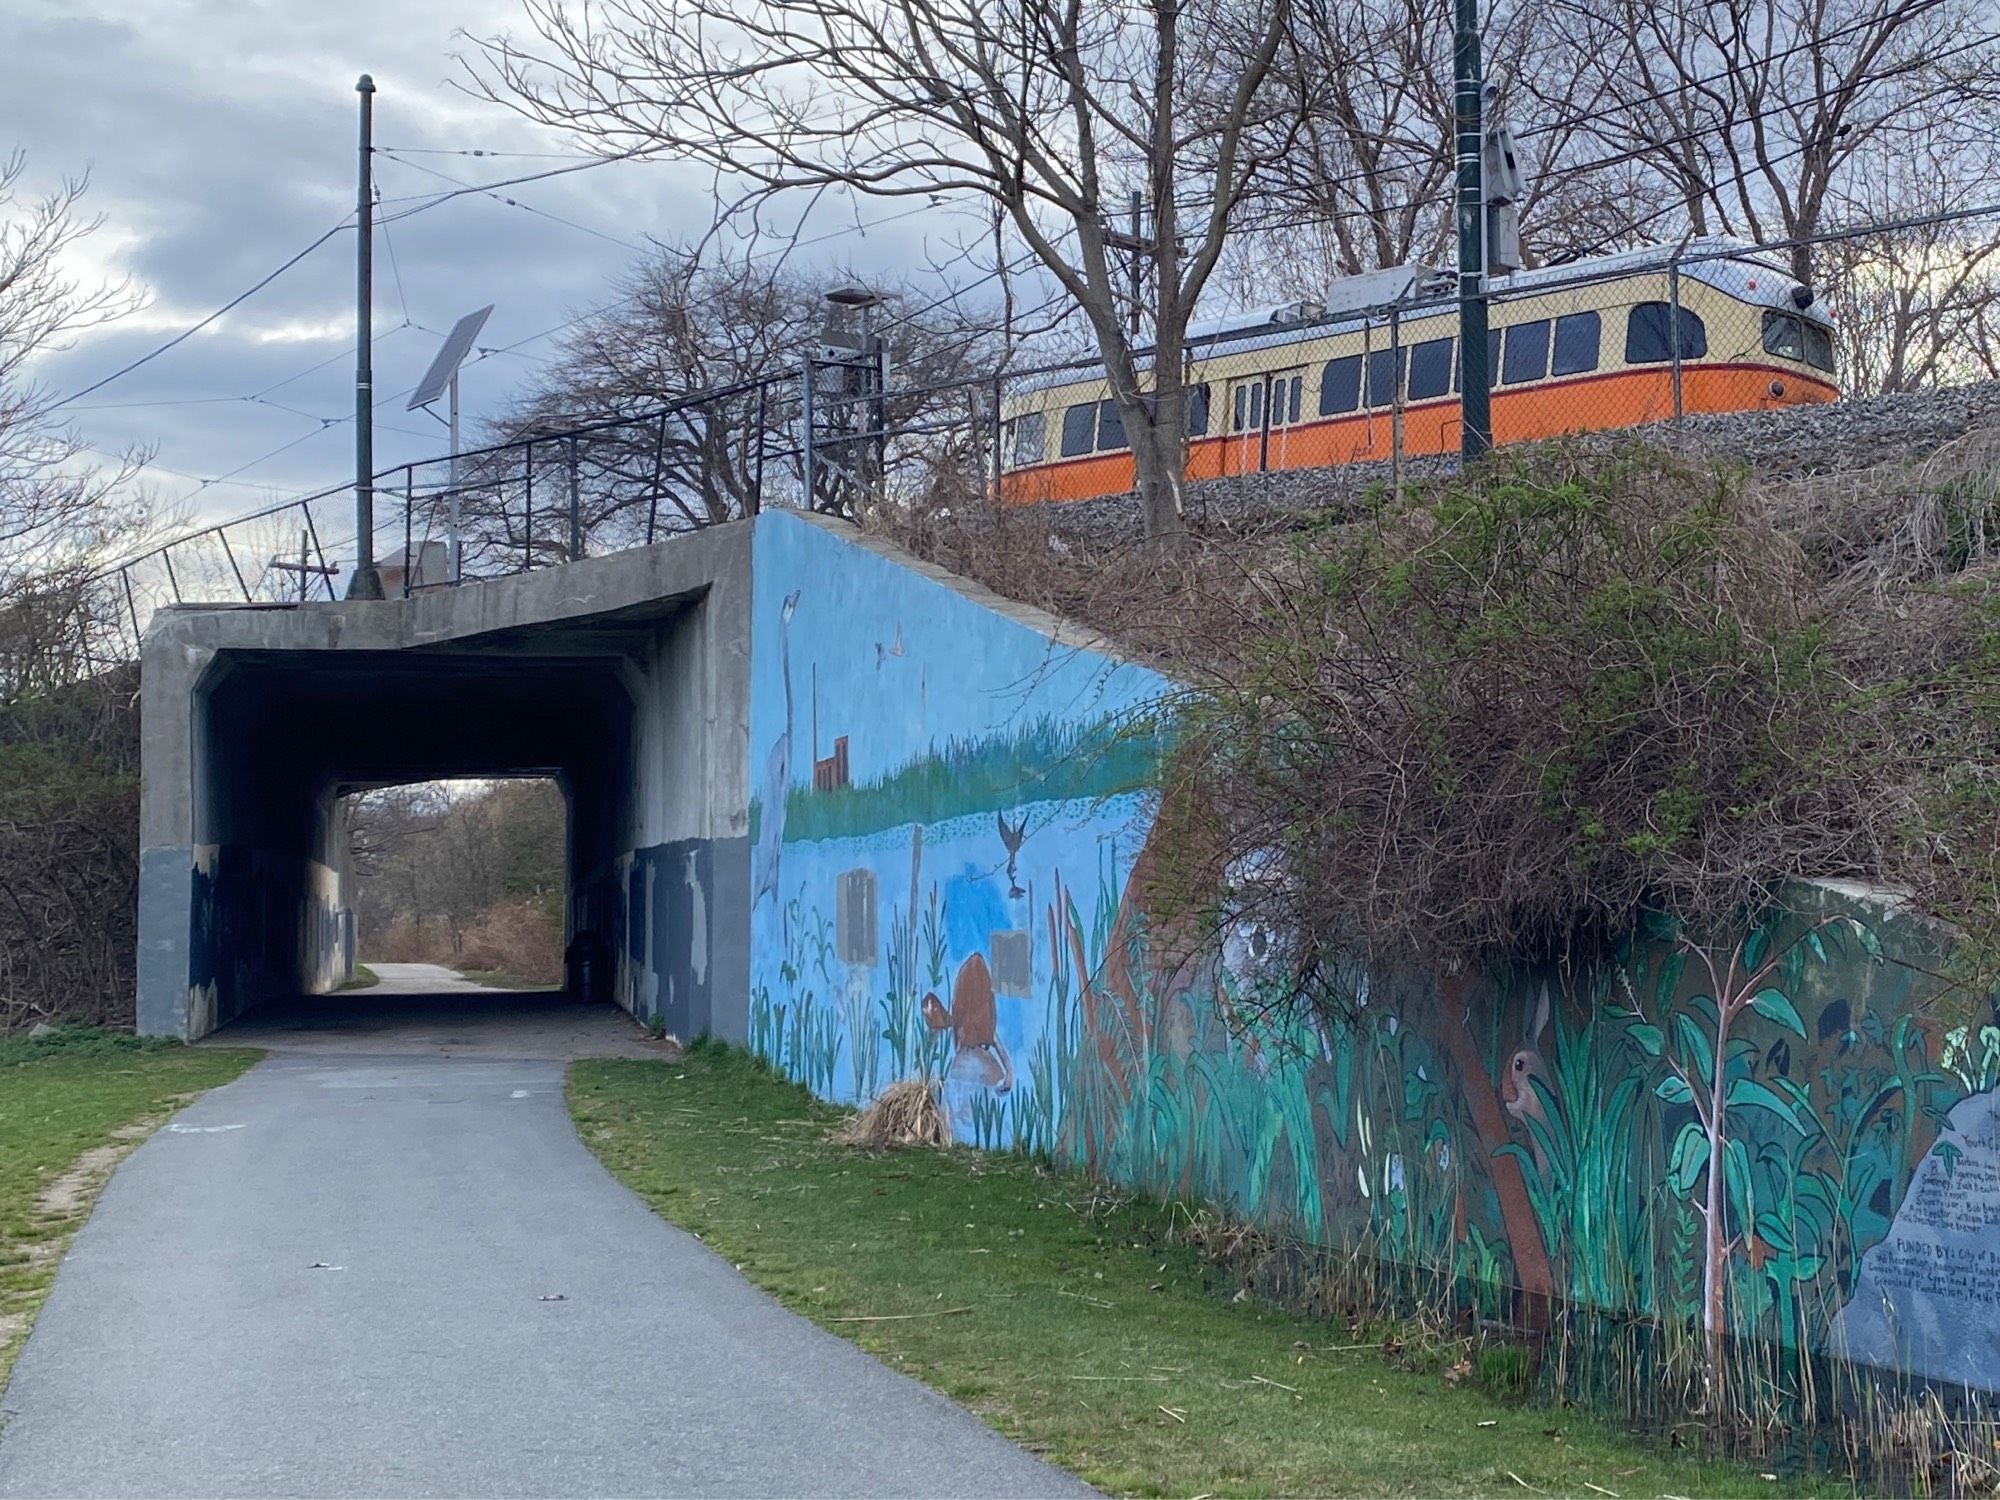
[136,524,753,1044]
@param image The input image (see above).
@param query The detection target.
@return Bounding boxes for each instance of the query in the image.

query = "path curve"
[0,1040,1089,1498]
[358,961,493,993]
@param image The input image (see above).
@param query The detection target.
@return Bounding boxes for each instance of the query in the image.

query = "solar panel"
[407,305,494,410]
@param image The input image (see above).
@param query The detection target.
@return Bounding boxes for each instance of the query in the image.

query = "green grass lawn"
[0,1028,259,1390]
[571,1046,1812,1499]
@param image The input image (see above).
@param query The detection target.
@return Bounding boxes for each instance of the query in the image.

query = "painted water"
[751,790,1152,1148]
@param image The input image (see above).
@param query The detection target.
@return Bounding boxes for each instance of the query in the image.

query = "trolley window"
[1550,311,1601,376]
[1059,402,1096,457]
[1456,329,1502,391]
[1186,384,1211,437]
[1365,347,1406,407]
[1271,372,1304,425]
[1761,311,1805,361]
[1407,338,1453,401]
[1502,319,1550,385]
[1006,410,1046,468]
[1095,399,1128,451]
[1625,302,1708,363]
[1320,355,1362,415]
[1802,321,1834,374]
[1233,381,1265,431]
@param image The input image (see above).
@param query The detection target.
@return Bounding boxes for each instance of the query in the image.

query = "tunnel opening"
[345,775,570,993]
[140,542,753,1045]
[189,645,635,1041]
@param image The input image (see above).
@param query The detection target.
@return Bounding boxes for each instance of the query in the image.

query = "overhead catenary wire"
[375,149,651,253]
[48,218,355,412]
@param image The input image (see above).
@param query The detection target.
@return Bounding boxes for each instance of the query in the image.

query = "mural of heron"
[753,590,802,932]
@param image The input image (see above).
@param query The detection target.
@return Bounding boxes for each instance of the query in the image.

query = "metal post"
[120,569,140,646]
[751,383,769,516]
[647,411,666,542]
[218,530,251,602]
[1454,0,1491,462]
[161,548,181,603]
[566,434,583,562]
[349,74,384,599]
[447,369,462,582]
[1391,306,1406,495]
[522,440,534,571]
[1668,258,1686,423]
[990,374,1005,501]
[800,359,817,511]
[403,465,414,596]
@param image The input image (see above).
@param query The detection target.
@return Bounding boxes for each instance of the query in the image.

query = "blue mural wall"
[747,510,2000,1401]
[748,513,1166,1147]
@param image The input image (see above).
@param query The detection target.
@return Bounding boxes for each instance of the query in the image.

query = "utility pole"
[349,73,384,599]
[1128,191,1143,337]
[269,530,340,602]
[1103,192,1150,339]
[1454,0,1492,462]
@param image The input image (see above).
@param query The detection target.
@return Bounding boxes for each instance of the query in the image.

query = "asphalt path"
[0,1002,1090,1498]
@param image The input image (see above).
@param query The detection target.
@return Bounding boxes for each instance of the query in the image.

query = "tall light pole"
[349,73,384,599]
[1454,0,1492,463]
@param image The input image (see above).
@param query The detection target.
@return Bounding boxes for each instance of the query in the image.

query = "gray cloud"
[6,0,943,529]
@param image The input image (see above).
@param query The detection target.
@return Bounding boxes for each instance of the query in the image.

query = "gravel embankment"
[1033,381,2000,549]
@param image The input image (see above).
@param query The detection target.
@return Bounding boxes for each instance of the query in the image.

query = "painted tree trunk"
[1437,975,1556,1320]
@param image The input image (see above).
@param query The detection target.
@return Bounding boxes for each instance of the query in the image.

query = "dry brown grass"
[828,1078,950,1150]
[1764,423,2000,589]
[370,897,562,985]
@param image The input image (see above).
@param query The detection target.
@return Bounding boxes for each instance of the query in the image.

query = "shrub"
[1159,444,1895,990]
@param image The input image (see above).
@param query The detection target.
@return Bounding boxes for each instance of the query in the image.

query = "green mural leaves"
[1723,1077,1808,1134]
[1657,1074,1697,1105]
[1747,987,1807,1039]
[1668,1119,1710,1193]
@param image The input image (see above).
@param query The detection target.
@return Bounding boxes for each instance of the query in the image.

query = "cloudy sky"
[6,0,957,532]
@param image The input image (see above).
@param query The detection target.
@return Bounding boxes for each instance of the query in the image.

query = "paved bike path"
[0,1042,1088,1497]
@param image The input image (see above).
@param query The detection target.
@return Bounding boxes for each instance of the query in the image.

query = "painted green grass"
[570,1046,1825,1499]
[0,1027,259,1391]
[753,713,1163,843]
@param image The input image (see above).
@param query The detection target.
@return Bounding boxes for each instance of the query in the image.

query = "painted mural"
[748,513,1168,1149]
[748,509,2000,1400]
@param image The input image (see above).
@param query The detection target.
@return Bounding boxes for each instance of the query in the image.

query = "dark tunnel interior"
[192,648,634,1028]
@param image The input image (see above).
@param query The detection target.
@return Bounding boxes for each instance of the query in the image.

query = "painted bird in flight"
[996,810,1027,898]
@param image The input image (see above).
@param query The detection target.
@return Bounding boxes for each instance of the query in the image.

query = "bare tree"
[1542,0,2000,280]
[466,0,1298,541]
[0,152,157,697]
[1811,126,2000,394]
[0,153,158,1030]
[455,246,1010,560]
